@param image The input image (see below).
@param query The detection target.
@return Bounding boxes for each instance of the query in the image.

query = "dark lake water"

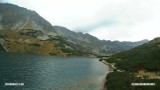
[0,52,109,90]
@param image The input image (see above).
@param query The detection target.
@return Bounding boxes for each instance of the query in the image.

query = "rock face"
[0,3,149,56]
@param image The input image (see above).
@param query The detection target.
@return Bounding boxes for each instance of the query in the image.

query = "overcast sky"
[1,0,160,41]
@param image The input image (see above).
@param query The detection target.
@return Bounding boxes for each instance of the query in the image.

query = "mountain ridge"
[54,25,149,55]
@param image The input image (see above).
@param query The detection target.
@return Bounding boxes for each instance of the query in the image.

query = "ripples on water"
[0,52,109,90]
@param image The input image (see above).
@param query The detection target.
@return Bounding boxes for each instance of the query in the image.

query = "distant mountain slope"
[106,37,160,72]
[54,26,148,55]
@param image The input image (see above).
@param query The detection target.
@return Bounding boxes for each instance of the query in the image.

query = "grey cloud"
[74,18,118,33]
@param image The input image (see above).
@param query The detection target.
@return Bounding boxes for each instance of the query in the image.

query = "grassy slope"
[0,30,95,57]
[0,30,65,56]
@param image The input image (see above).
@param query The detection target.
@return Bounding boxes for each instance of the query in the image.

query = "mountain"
[0,3,57,36]
[0,3,148,56]
[0,3,91,56]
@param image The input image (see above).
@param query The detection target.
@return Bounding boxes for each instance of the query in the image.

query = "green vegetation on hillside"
[104,38,160,90]
[106,41,160,72]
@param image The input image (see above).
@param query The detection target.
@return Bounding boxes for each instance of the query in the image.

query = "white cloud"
[88,0,160,41]
[1,0,160,41]
[89,25,133,41]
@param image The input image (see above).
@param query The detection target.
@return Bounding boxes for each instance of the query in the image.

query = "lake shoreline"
[99,58,116,90]
[0,51,97,58]
[98,59,112,90]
